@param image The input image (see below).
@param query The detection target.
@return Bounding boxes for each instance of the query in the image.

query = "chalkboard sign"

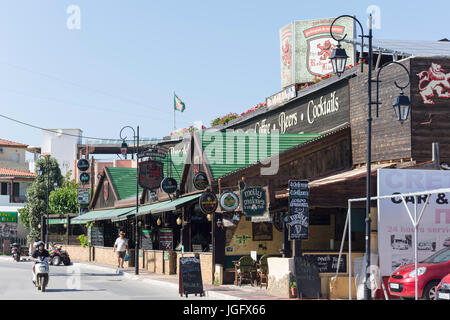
[294,256,321,298]
[159,228,173,250]
[288,180,309,240]
[141,229,153,250]
[303,254,347,274]
[179,257,204,297]
[90,226,104,247]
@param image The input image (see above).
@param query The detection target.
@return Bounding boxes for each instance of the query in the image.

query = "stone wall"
[176,252,213,285]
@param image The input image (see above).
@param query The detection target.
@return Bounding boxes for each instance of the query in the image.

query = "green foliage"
[49,170,79,215]
[18,156,63,244]
[78,234,89,247]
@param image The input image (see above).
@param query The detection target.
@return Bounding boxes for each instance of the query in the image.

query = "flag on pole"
[174,93,186,112]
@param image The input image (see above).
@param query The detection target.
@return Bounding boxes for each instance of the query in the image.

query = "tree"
[49,170,79,215]
[18,155,62,244]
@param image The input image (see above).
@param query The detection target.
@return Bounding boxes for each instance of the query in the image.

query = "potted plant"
[289,281,298,298]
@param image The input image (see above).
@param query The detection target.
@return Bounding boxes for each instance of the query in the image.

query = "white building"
[0,138,36,241]
[41,129,83,180]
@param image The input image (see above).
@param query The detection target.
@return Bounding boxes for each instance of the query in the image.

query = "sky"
[0,0,449,150]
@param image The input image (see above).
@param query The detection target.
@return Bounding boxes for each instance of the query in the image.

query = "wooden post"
[66,214,70,245]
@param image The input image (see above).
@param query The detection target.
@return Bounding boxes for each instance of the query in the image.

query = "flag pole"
[173,92,176,131]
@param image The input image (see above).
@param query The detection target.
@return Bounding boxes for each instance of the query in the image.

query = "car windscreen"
[421,248,450,264]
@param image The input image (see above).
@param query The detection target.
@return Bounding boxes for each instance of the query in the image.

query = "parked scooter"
[48,243,71,266]
[11,243,20,262]
[33,256,50,292]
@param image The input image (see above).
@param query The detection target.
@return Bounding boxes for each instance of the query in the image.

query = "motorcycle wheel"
[63,257,71,266]
[52,256,61,266]
[15,255,20,262]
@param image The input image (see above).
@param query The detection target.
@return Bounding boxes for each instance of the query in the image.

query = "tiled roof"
[0,138,28,148]
[0,167,35,178]
[106,167,143,200]
[200,132,321,180]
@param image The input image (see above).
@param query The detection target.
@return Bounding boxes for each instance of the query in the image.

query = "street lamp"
[329,43,349,76]
[329,15,411,300]
[119,125,140,275]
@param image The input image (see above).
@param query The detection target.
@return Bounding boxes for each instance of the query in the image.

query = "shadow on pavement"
[45,288,106,293]
[50,272,121,277]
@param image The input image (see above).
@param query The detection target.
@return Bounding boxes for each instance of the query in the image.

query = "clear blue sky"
[0,0,448,147]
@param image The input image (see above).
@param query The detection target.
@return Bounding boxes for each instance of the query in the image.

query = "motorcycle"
[33,256,50,292]
[11,243,20,262]
[48,243,71,266]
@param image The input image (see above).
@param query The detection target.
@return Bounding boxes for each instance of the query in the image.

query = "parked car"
[437,273,450,300]
[443,237,450,248]
[392,241,409,250]
[388,247,450,300]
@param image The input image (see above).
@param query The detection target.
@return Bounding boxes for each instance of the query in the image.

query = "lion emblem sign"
[417,63,450,104]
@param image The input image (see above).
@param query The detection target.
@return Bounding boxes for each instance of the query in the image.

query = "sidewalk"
[74,261,296,300]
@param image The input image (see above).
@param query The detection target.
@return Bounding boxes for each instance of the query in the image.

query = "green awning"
[71,207,135,223]
[137,193,202,216]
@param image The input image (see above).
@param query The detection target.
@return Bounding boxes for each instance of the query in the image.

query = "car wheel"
[423,280,440,300]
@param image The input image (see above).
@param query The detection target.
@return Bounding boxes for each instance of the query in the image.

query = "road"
[0,257,212,300]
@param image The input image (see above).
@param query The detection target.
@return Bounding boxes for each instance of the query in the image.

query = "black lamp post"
[119,125,140,275]
[329,14,411,300]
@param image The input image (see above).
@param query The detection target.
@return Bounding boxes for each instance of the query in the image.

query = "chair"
[233,256,256,286]
[256,255,269,289]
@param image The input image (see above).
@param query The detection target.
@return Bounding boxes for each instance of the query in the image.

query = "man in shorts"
[113,231,129,268]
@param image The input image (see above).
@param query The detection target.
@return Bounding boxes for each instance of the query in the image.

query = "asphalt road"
[0,257,212,300]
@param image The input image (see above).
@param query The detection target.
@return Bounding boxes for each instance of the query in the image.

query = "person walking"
[113,231,129,268]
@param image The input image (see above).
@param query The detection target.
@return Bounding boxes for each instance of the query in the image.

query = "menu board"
[141,229,153,250]
[294,256,321,298]
[159,228,173,251]
[288,180,309,240]
[90,226,104,247]
[179,257,204,297]
[303,254,347,274]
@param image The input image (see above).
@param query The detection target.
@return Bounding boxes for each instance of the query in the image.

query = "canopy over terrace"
[71,207,135,224]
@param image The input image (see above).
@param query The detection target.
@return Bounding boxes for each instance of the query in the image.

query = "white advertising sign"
[377,169,450,276]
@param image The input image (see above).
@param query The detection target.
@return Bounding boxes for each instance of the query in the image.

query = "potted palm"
[289,281,298,298]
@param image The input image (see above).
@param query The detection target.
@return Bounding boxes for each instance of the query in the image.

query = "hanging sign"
[77,159,90,172]
[161,177,178,194]
[287,180,309,240]
[79,172,90,184]
[219,191,239,212]
[241,186,267,217]
[199,191,218,214]
[77,188,90,205]
[193,172,209,190]
[138,160,164,190]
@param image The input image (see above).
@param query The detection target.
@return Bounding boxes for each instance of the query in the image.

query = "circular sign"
[77,159,90,172]
[79,172,90,184]
[199,191,218,214]
[161,177,178,194]
[193,172,209,190]
[219,191,239,212]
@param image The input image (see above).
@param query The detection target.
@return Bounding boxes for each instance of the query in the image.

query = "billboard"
[377,169,450,276]
[280,18,355,87]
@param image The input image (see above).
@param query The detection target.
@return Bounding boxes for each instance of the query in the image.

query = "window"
[1,182,7,195]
